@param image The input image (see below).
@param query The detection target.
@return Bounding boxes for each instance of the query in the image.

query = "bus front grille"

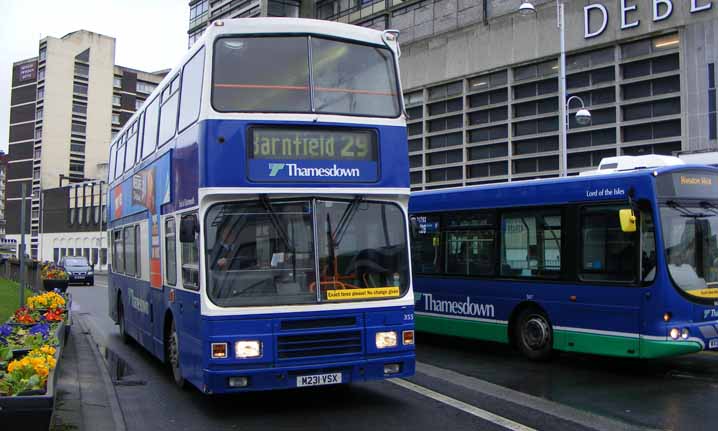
[277,331,362,359]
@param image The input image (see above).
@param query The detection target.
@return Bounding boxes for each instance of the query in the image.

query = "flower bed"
[40,263,69,293]
[0,290,70,428]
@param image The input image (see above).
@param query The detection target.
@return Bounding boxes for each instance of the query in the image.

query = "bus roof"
[410,164,718,212]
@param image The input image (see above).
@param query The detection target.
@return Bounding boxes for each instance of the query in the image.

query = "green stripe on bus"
[416,314,509,343]
[417,314,702,358]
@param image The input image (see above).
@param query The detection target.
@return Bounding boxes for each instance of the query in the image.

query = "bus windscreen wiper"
[666,200,711,218]
[700,201,718,216]
[259,195,293,252]
[332,196,363,247]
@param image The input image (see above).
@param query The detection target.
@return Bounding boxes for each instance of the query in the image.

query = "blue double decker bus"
[410,160,718,360]
[107,18,415,393]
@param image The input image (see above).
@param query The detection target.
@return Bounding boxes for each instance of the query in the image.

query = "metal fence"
[0,259,42,293]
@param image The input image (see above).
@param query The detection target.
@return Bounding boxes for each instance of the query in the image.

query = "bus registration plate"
[297,372,342,387]
[710,339,718,349]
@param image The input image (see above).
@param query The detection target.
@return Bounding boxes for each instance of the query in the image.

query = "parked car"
[59,256,94,285]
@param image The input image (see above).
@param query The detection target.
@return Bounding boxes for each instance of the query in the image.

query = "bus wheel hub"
[524,316,550,349]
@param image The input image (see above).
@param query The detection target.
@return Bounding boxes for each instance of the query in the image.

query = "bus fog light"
[376,331,397,349]
[402,330,415,345]
[211,342,227,359]
[384,363,401,374]
[235,341,262,358]
[228,376,248,388]
[669,328,680,340]
[681,328,690,340]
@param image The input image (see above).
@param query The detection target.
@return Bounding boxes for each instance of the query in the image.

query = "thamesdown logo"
[267,162,360,178]
[422,293,495,318]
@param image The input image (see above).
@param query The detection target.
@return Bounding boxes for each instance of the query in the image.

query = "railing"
[0,259,42,293]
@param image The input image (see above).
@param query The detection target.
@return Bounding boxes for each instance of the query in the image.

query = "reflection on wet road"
[72,276,718,431]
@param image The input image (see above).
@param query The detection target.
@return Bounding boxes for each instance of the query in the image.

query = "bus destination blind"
[247,127,379,182]
[657,171,718,199]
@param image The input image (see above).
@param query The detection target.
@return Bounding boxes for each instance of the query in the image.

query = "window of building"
[426,149,462,166]
[622,119,681,142]
[178,47,205,132]
[580,205,638,282]
[469,106,509,125]
[408,138,423,152]
[113,76,122,88]
[568,128,616,149]
[35,107,43,120]
[404,91,424,106]
[189,0,209,28]
[468,125,508,143]
[112,113,120,125]
[513,155,559,174]
[135,99,143,110]
[467,161,508,178]
[426,166,462,182]
[71,121,86,134]
[72,102,87,114]
[37,68,45,81]
[137,81,156,94]
[427,132,462,149]
[428,98,463,116]
[408,122,423,137]
[165,218,177,285]
[428,115,462,132]
[73,83,87,95]
[158,75,180,146]
[74,63,89,78]
[113,95,121,106]
[469,70,508,92]
[37,87,44,99]
[467,143,508,161]
[513,136,558,155]
[428,81,463,101]
[500,210,561,278]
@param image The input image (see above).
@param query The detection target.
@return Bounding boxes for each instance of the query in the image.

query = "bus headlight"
[681,328,690,340]
[669,328,680,340]
[376,331,397,349]
[235,341,262,358]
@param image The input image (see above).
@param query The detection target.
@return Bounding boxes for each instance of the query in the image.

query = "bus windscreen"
[212,36,400,117]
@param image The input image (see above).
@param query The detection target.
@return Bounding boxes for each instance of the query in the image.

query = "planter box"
[42,279,68,293]
[0,320,68,430]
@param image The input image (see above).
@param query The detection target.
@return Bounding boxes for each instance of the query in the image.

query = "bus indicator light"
[663,312,672,322]
[211,343,228,359]
[681,328,690,339]
[403,330,415,345]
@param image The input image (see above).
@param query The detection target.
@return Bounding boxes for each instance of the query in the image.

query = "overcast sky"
[0,0,189,152]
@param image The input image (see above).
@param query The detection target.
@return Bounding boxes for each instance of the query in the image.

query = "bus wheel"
[118,299,129,344]
[515,308,553,361]
[167,319,186,388]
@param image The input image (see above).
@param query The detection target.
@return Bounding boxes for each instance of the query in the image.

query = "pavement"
[51,306,124,431]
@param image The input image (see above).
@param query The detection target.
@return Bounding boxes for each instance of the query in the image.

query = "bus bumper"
[201,353,415,394]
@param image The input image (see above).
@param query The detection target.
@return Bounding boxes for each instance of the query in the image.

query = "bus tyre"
[118,299,129,344]
[168,320,186,389]
[515,308,553,361]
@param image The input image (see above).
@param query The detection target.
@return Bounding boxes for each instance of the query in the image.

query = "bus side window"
[180,213,200,290]
[579,205,638,283]
[178,47,205,133]
[165,217,177,286]
[113,229,124,274]
[158,75,180,146]
[410,214,442,274]
[500,210,562,278]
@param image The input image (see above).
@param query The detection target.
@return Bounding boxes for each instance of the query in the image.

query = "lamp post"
[519,1,591,176]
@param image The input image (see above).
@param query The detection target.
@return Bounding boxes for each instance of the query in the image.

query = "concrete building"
[188,0,718,190]
[187,0,308,46]
[0,151,7,237]
[6,30,166,259]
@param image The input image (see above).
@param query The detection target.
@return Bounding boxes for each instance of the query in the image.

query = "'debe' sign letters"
[584,0,713,39]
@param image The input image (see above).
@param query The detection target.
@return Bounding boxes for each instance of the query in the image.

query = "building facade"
[6,30,165,259]
[188,0,718,190]
[0,151,7,237]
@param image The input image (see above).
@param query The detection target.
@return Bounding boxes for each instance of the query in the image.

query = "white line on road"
[389,378,537,431]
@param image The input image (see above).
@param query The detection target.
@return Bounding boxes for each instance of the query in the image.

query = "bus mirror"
[180,214,198,243]
[619,209,637,233]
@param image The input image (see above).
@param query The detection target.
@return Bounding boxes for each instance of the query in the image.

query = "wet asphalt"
[68,275,718,431]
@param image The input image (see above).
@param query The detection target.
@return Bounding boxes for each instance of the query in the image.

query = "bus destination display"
[657,171,718,198]
[247,127,379,182]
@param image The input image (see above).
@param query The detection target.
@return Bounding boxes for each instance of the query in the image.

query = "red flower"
[14,307,37,324]
[43,308,64,322]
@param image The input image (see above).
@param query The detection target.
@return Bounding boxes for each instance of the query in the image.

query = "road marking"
[389,378,537,431]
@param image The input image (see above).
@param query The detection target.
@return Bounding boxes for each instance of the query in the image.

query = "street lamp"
[518,1,591,176]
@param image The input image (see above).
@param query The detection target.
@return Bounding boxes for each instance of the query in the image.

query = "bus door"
[177,212,202,381]
[563,204,654,357]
